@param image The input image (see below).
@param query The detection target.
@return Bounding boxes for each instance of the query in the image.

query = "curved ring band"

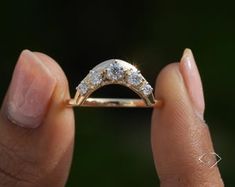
[68,59,162,108]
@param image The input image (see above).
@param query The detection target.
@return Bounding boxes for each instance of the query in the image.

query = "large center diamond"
[106,62,124,81]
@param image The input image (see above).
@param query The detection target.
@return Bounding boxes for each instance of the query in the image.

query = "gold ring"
[68,59,162,108]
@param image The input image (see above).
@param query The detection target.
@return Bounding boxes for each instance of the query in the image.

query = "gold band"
[68,98,162,108]
[68,59,160,108]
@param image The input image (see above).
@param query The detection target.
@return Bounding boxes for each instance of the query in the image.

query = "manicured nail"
[6,50,56,128]
[180,48,205,119]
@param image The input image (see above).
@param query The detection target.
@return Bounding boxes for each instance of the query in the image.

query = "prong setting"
[106,61,124,81]
[75,59,154,98]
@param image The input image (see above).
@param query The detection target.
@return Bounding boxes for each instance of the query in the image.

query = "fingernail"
[6,50,56,128]
[180,48,205,119]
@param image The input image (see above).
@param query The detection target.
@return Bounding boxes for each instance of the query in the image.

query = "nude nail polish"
[180,48,205,118]
[6,50,56,128]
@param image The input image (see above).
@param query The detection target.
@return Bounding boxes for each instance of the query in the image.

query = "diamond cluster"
[76,61,153,96]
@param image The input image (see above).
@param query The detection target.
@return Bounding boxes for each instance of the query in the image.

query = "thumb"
[151,49,223,186]
[0,50,74,187]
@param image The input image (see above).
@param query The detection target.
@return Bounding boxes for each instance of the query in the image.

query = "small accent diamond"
[89,70,103,86]
[141,83,153,96]
[127,71,142,86]
[106,62,124,81]
[76,82,89,95]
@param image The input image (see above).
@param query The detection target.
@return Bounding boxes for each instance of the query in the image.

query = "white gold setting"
[69,59,162,108]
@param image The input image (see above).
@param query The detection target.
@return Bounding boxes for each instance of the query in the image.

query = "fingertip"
[4,49,57,128]
[151,60,223,186]
[153,62,190,110]
[32,52,70,93]
[0,50,75,186]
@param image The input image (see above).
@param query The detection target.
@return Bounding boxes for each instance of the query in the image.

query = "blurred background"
[0,0,234,186]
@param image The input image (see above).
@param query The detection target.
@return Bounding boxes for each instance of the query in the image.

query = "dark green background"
[0,1,234,186]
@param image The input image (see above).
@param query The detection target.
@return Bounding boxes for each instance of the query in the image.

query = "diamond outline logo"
[199,152,222,168]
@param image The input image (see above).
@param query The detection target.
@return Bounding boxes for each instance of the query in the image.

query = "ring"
[68,59,162,108]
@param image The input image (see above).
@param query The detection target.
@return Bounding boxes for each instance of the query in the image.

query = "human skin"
[0,49,224,186]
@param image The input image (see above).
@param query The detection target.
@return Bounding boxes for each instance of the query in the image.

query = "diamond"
[106,62,124,81]
[88,70,103,86]
[127,71,142,86]
[141,83,153,96]
[76,82,89,95]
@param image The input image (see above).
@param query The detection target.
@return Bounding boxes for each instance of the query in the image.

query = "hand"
[0,49,223,186]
